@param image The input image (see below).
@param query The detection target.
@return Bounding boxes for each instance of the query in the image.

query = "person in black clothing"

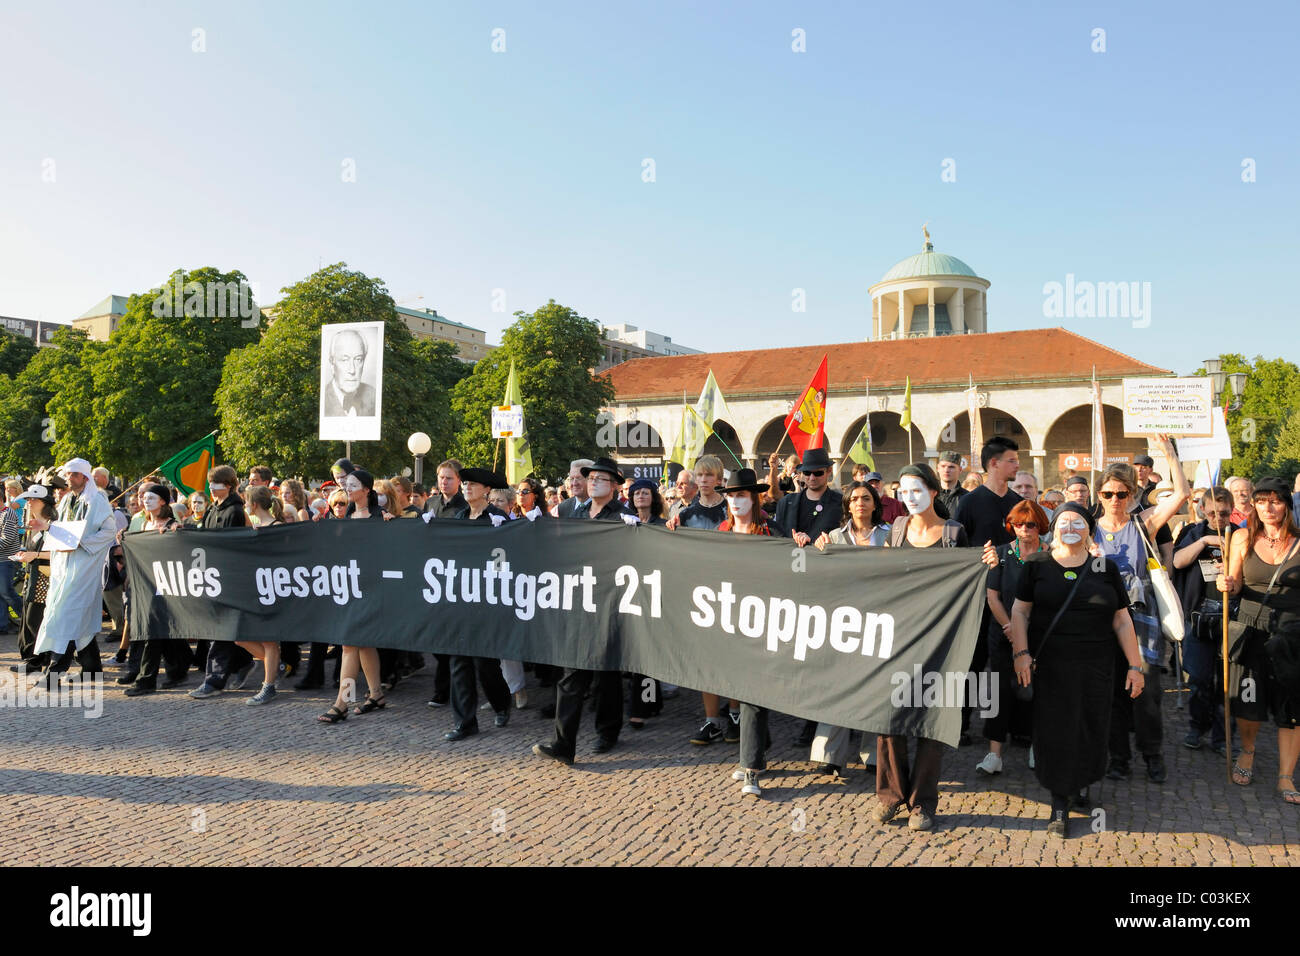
[773,445,843,547]
[421,458,467,705]
[936,450,968,520]
[442,467,514,741]
[10,482,60,672]
[1133,454,1158,509]
[1173,486,1235,753]
[533,457,631,765]
[1011,502,1146,838]
[190,465,253,699]
[952,436,1023,743]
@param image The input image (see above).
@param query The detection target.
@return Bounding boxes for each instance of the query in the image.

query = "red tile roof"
[603,328,1169,402]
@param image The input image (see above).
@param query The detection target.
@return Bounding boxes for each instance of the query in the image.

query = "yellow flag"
[503,361,533,484]
[898,376,912,429]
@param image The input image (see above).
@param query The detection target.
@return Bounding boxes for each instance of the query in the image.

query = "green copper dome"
[880,248,979,282]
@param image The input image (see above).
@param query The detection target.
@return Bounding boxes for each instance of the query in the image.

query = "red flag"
[783,355,829,460]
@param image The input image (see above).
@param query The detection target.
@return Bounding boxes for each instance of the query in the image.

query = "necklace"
[1264,532,1292,557]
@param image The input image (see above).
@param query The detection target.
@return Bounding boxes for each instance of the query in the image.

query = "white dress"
[35,486,118,655]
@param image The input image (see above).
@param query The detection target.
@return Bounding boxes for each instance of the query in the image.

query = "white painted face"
[1055,515,1089,544]
[726,494,753,517]
[142,492,163,512]
[343,474,363,495]
[897,476,932,515]
[208,483,226,492]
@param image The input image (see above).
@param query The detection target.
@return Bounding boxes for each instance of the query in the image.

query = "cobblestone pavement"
[1,638,1297,866]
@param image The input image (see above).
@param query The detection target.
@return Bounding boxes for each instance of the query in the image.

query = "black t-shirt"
[987,541,1045,638]
[678,499,728,531]
[953,484,1021,547]
[1016,552,1130,653]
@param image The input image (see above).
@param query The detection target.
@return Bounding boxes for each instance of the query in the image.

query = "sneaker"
[427,696,448,708]
[1027,746,1035,770]
[1183,730,1203,750]
[189,682,221,699]
[723,712,741,744]
[872,800,906,824]
[908,809,934,831]
[123,685,155,697]
[690,721,724,745]
[976,752,1003,775]
[739,770,761,796]
[1046,809,1068,838]
[247,684,278,706]
[230,663,255,690]
[514,690,528,709]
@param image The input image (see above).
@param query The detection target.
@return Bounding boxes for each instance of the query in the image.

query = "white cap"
[16,485,51,501]
[59,458,94,479]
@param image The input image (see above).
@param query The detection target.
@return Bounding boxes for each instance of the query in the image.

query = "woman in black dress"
[1010,502,1146,838]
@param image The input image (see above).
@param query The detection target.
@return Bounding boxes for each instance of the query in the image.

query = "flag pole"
[1221,577,1234,783]
[1089,366,1096,499]
[111,430,219,506]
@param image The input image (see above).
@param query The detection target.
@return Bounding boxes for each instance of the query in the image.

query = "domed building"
[870,226,990,339]
[602,230,1172,491]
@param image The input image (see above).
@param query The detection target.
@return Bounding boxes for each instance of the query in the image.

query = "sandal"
[1231,748,1255,786]
[1279,775,1300,805]
[317,705,348,724]
[353,695,387,715]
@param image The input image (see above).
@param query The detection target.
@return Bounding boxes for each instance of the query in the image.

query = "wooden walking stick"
[1220,574,1233,783]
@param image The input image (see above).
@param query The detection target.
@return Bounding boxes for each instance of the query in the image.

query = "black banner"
[123,521,988,745]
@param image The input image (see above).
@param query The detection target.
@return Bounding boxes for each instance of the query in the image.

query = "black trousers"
[626,674,661,720]
[17,601,45,664]
[302,642,341,684]
[551,668,622,758]
[47,637,103,674]
[135,639,195,689]
[433,653,451,699]
[1109,658,1164,761]
[739,703,769,771]
[202,641,251,689]
[450,656,511,728]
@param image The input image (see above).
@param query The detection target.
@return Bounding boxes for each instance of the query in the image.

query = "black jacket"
[201,493,247,530]
[426,491,467,519]
[773,489,843,539]
[454,503,511,523]
[575,498,631,522]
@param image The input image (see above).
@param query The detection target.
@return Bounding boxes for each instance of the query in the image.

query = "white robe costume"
[35,484,117,655]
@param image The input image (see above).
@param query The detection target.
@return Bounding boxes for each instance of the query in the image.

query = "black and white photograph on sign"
[319,321,383,441]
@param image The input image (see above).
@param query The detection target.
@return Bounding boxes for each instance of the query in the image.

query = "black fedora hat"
[722,468,769,494]
[580,456,624,484]
[798,446,833,473]
[459,467,508,490]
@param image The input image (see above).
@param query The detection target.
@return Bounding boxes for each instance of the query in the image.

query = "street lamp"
[407,431,431,485]
[1201,359,1246,412]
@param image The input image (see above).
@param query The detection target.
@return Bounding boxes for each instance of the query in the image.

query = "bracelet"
[1128,665,1145,674]
[1013,649,1031,660]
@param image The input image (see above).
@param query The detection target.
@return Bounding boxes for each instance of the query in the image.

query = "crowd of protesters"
[5,439,1300,840]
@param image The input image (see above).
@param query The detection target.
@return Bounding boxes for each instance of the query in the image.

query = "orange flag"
[783,355,828,461]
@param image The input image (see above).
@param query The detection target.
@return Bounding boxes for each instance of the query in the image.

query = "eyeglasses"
[805,470,825,477]
[1012,522,1038,530]
[1206,509,1231,518]
[1098,491,1129,500]
[519,489,535,497]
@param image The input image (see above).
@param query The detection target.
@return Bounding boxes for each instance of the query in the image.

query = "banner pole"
[1221,577,1233,783]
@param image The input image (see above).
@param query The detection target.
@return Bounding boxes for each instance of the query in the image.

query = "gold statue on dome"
[922,222,931,244]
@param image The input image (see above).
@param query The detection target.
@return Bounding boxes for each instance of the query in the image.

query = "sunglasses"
[519,489,535,496]
[805,470,826,477]
[1098,491,1129,500]
[1012,522,1038,530]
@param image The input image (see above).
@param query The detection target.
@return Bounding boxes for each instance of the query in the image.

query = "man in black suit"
[773,444,843,746]
[322,328,376,416]
[554,458,593,519]
[423,458,467,707]
[533,457,630,765]
[773,445,843,546]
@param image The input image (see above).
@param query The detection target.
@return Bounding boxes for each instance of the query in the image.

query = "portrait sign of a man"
[319,321,384,441]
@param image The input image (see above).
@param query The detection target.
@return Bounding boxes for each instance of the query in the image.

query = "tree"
[1270,408,1300,480]
[215,263,459,477]
[21,327,106,473]
[449,300,613,483]
[0,332,38,380]
[1213,354,1300,481]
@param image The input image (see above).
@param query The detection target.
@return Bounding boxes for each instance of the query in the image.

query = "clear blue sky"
[2,0,1296,375]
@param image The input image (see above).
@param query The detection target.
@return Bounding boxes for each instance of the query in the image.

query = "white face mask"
[726,495,752,516]
[143,492,162,511]
[897,476,933,515]
[209,483,226,492]
[343,474,363,494]
[1057,517,1088,544]
[376,493,388,508]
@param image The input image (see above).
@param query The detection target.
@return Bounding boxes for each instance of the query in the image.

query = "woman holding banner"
[715,469,783,796]
[875,464,967,832]
[237,486,285,705]
[808,481,890,779]
[124,484,196,697]
[1011,502,1145,838]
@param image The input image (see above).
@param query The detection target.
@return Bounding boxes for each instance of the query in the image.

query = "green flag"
[503,361,533,484]
[846,383,876,468]
[157,431,218,496]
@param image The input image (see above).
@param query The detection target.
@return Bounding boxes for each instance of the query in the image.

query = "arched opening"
[1043,405,1147,489]
[702,419,745,472]
[607,419,664,461]
[836,413,925,486]
[934,406,1030,476]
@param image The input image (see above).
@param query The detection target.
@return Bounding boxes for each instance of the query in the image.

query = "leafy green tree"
[449,299,613,482]
[215,263,459,477]
[1270,408,1300,480]
[0,333,38,380]
[40,327,107,471]
[1211,354,1300,481]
